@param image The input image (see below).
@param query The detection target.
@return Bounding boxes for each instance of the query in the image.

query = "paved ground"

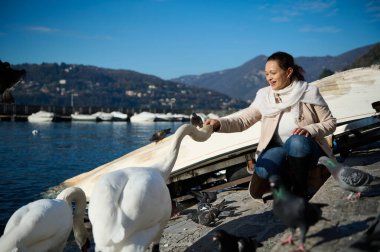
[157,143,380,252]
[64,143,380,252]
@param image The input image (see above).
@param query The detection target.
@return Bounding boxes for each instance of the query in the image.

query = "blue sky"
[1,0,379,79]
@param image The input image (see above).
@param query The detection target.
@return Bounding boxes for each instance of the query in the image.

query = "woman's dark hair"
[267,51,305,81]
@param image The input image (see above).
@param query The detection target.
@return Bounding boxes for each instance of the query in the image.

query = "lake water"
[0,120,185,235]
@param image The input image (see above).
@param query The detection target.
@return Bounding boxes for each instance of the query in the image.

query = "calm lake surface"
[0,120,185,234]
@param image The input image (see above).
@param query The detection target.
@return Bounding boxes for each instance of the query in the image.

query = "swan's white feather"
[89,167,171,251]
[0,187,88,252]
[89,124,213,252]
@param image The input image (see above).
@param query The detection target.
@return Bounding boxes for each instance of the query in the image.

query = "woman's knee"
[254,166,269,179]
[284,135,315,157]
[255,154,286,179]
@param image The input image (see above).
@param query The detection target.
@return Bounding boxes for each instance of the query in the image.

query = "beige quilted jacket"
[218,102,337,158]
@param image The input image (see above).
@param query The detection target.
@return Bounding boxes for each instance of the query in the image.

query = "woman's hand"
[292,127,310,137]
[204,119,221,132]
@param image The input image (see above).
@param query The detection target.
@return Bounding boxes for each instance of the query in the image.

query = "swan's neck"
[158,124,212,181]
[57,187,89,249]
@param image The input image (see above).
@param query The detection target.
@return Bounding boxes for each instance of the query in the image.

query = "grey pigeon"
[197,209,217,226]
[197,201,212,212]
[189,190,218,204]
[187,199,226,226]
[199,199,226,226]
[349,213,380,251]
[318,156,380,200]
[269,175,328,252]
[190,113,203,128]
[213,229,263,252]
[149,128,171,142]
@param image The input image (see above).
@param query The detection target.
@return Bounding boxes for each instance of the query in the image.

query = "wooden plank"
[203,176,251,192]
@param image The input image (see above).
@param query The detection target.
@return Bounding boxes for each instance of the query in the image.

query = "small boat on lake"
[130,111,157,123]
[27,110,54,123]
[93,112,113,121]
[130,111,190,123]
[71,112,98,121]
[111,111,128,121]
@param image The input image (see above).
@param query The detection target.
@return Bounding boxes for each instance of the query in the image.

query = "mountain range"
[9,42,380,110]
[173,43,379,102]
[11,63,247,111]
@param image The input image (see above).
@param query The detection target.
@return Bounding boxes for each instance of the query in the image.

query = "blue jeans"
[255,135,324,179]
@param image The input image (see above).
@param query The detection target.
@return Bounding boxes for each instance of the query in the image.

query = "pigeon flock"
[209,156,380,252]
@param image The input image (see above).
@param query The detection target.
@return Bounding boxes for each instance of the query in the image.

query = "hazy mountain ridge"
[7,42,379,110]
[172,43,377,102]
[11,63,248,111]
[346,42,380,69]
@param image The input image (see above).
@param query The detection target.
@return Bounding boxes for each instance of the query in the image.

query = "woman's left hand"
[292,128,311,137]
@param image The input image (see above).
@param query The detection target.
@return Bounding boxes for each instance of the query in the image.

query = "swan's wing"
[119,168,172,228]
[1,199,72,251]
[89,167,172,250]
[89,170,129,246]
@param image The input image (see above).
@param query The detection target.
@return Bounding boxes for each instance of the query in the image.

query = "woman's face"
[265,60,293,90]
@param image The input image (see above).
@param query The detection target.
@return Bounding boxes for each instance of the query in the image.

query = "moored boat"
[130,111,157,123]
[71,112,98,121]
[93,112,113,121]
[27,110,54,123]
[111,111,128,121]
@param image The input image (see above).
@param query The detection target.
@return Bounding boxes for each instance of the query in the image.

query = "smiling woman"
[205,51,336,200]
[265,52,305,91]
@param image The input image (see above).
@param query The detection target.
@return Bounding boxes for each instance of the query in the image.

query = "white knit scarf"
[251,80,327,122]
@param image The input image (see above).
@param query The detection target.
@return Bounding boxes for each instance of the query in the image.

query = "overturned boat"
[62,67,380,200]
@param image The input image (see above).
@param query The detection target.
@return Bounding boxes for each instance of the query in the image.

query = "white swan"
[0,187,90,252]
[88,124,213,252]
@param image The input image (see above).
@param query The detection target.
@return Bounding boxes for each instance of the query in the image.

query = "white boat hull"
[93,112,113,121]
[71,113,98,121]
[111,111,128,121]
[28,111,54,123]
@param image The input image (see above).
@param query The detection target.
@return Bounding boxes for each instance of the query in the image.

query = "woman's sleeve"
[302,104,337,138]
[218,106,262,133]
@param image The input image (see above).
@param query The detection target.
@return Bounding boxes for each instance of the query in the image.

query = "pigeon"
[198,201,223,226]
[349,213,380,250]
[189,190,218,204]
[187,199,226,226]
[269,175,328,252]
[190,112,203,128]
[318,156,380,200]
[149,128,171,142]
[213,229,263,252]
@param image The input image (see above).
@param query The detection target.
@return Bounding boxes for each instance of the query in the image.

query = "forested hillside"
[11,63,248,110]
